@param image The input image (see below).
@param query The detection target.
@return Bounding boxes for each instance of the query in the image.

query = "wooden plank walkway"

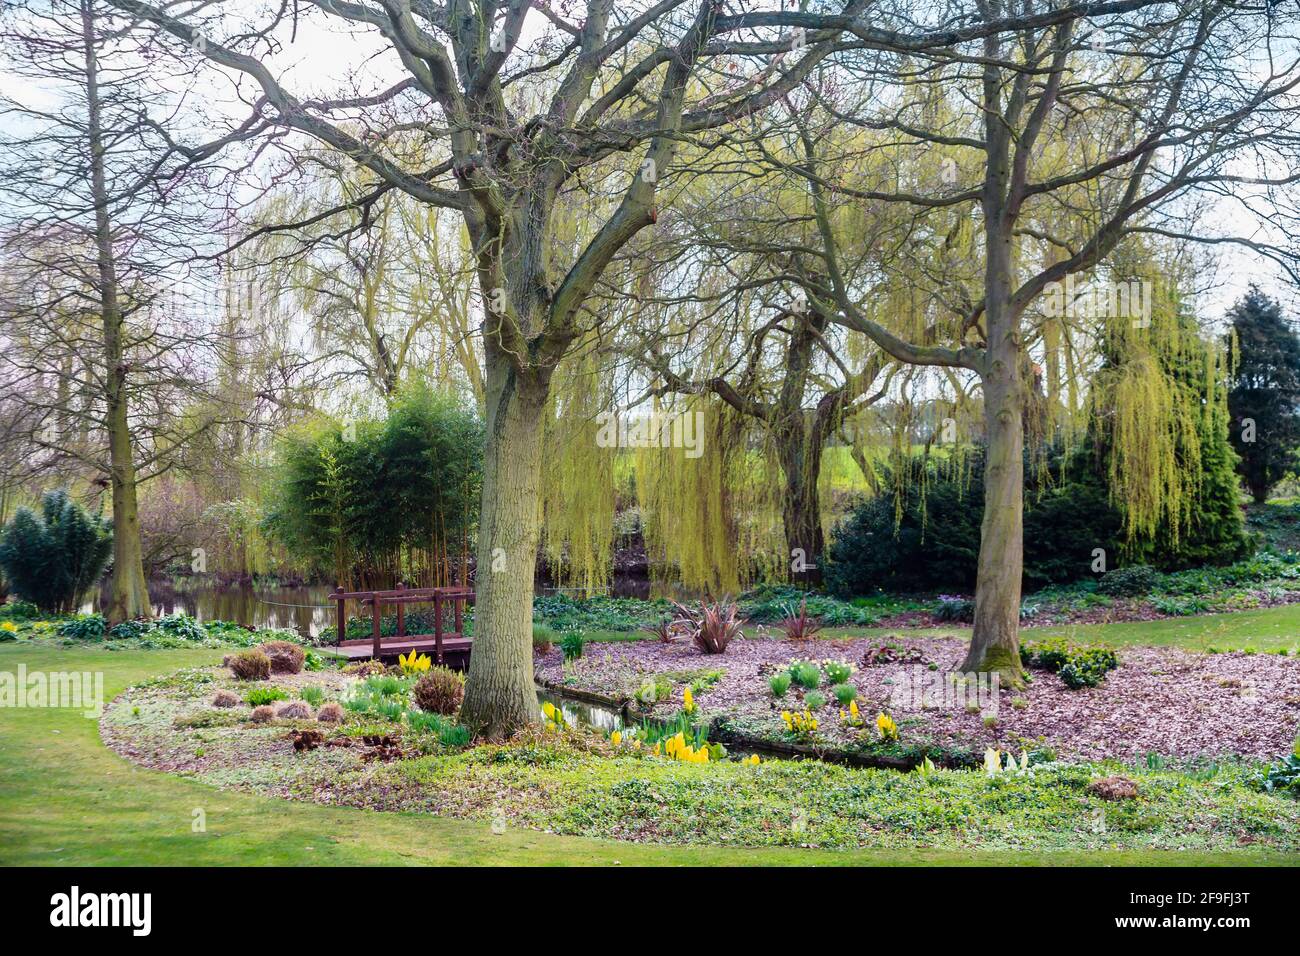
[330,583,473,663]
[334,636,472,662]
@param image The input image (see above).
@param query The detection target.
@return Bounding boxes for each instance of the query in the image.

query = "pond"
[84,582,341,637]
[82,576,669,639]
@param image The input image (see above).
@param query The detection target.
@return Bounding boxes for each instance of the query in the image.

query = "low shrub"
[0,599,40,620]
[154,613,206,641]
[108,619,152,640]
[805,690,826,710]
[259,640,305,674]
[250,704,275,722]
[932,596,975,623]
[211,690,241,708]
[228,650,272,681]
[1096,565,1158,597]
[1021,638,1119,690]
[413,666,465,715]
[299,685,325,707]
[1060,647,1120,689]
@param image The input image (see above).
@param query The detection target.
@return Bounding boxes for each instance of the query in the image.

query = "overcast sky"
[0,2,1291,327]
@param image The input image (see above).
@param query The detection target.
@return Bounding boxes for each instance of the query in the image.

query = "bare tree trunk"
[106,413,150,622]
[459,343,548,738]
[83,0,151,624]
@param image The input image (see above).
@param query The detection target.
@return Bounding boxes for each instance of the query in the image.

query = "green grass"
[0,642,1294,866]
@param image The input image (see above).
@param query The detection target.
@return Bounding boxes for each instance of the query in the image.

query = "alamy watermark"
[888,665,1000,717]
[1041,274,1152,327]
[0,664,103,717]
[595,410,705,459]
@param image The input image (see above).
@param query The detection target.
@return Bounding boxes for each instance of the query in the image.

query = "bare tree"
[0,0,235,621]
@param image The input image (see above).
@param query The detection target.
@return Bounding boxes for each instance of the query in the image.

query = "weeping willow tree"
[538,338,616,595]
[1085,251,1248,566]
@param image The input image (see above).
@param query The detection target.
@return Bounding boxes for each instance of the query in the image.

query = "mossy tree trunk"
[458,336,550,739]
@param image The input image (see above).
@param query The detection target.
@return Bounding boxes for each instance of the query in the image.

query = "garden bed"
[99,662,1300,853]
[535,635,1300,763]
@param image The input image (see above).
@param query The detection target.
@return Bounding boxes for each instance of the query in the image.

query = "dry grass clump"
[229,650,272,681]
[275,700,312,720]
[316,701,344,723]
[259,640,305,674]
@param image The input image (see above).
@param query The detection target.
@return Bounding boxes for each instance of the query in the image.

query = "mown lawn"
[0,641,1295,866]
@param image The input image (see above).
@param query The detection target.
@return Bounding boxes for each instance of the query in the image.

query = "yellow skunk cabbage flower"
[747,754,760,765]
[683,686,696,714]
[0,621,18,633]
[875,712,898,742]
[611,731,622,746]
[984,748,1001,774]
[398,650,431,675]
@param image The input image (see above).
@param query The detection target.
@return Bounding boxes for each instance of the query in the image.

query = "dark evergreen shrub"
[1096,565,1158,597]
[0,489,112,613]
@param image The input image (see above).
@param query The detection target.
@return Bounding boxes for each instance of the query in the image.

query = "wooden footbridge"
[330,583,474,664]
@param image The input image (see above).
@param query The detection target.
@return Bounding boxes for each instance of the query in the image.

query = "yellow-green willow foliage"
[1087,271,1227,548]
[633,397,785,595]
[539,344,616,595]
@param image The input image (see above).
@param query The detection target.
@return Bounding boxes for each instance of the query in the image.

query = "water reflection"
[534,686,627,732]
[85,582,339,637]
[80,574,676,641]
